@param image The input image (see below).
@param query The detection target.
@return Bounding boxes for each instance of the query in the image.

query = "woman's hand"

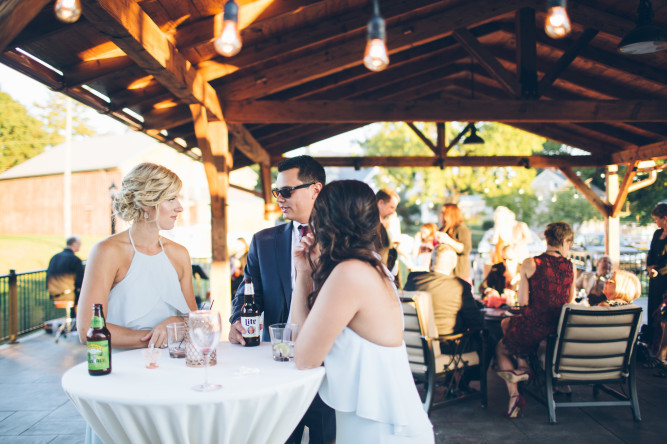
[293,233,318,273]
[141,316,183,348]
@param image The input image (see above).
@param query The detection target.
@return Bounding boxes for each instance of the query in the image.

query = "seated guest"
[404,244,483,342]
[411,222,438,272]
[479,245,520,299]
[575,255,612,306]
[596,270,641,307]
[495,222,575,419]
[77,163,197,350]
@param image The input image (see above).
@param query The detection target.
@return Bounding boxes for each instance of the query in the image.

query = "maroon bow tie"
[298,224,309,238]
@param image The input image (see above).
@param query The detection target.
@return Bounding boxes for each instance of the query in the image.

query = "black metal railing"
[0,269,64,343]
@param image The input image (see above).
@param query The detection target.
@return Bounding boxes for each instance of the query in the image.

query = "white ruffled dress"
[318,264,434,443]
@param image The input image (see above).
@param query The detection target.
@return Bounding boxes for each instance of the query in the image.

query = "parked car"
[570,233,646,272]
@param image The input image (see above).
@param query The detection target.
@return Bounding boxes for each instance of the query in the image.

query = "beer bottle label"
[90,315,105,328]
[87,340,110,371]
[241,316,260,338]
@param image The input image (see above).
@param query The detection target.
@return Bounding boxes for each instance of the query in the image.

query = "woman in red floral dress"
[495,222,575,418]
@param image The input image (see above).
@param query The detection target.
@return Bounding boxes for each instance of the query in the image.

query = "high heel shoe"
[504,394,526,418]
[496,368,532,384]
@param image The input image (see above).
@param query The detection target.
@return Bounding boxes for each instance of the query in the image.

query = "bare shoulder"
[331,259,380,282]
[92,232,129,259]
[161,237,192,269]
[521,257,536,275]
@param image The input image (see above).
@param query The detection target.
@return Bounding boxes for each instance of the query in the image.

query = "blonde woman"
[598,270,641,306]
[77,163,197,350]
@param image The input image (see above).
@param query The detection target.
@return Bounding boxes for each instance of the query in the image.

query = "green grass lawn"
[0,235,105,274]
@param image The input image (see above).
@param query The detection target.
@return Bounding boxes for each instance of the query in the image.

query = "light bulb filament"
[55,0,82,24]
[545,6,571,39]
[364,39,389,72]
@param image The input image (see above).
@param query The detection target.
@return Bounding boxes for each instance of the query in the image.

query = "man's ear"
[312,182,323,197]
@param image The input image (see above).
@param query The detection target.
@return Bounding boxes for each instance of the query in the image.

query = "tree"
[357,122,546,232]
[34,92,96,144]
[0,92,50,173]
[536,184,602,229]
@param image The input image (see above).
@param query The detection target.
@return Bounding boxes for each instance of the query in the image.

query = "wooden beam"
[81,0,222,121]
[63,55,135,87]
[223,100,667,124]
[612,140,667,164]
[228,124,270,165]
[0,0,51,53]
[260,163,273,221]
[436,122,446,155]
[537,29,598,98]
[559,166,611,217]
[611,161,638,219]
[515,8,537,99]
[453,28,521,98]
[217,0,540,100]
[285,155,604,169]
[230,183,263,198]
[406,123,437,154]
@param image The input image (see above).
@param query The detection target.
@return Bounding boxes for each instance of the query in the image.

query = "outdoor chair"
[529,303,642,424]
[401,290,487,414]
[51,292,75,343]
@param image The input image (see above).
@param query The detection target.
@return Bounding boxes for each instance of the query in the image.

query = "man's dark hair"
[376,188,399,203]
[277,155,326,185]
[66,236,80,247]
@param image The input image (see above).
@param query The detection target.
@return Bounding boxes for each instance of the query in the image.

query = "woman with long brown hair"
[290,180,433,442]
[436,203,472,283]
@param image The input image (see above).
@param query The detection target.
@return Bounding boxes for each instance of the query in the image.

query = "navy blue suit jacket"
[231,222,293,341]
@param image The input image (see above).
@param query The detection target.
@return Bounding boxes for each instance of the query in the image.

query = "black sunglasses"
[271,182,315,199]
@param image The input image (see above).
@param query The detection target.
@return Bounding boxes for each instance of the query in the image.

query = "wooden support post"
[605,165,620,268]
[8,269,18,343]
[611,161,638,219]
[260,163,273,221]
[190,105,231,337]
[436,123,445,156]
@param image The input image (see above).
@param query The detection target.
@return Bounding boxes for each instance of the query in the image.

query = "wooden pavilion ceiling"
[2,0,667,171]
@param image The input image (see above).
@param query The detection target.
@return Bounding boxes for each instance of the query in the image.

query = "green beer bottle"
[87,304,111,375]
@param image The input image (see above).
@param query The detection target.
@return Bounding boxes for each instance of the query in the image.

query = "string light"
[545,0,571,39]
[214,0,242,57]
[364,0,389,72]
[54,0,82,23]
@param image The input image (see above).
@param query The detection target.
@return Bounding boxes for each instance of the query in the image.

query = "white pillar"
[64,97,73,237]
[605,165,620,269]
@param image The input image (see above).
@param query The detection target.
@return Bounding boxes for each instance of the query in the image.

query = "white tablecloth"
[62,342,325,444]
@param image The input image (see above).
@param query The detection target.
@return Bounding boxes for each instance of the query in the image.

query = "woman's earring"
[144,212,149,220]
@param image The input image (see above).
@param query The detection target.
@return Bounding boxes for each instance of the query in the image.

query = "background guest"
[479,245,520,300]
[575,255,613,306]
[46,235,84,307]
[596,270,641,307]
[291,180,434,442]
[495,222,575,419]
[411,222,438,272]
[436,203,472,284]
[647,203,667,352]
[76,163,196,350]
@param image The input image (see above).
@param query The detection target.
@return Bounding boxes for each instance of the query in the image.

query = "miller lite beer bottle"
[241,277,260,346]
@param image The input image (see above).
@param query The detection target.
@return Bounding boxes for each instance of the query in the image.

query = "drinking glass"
[188,310,222,391]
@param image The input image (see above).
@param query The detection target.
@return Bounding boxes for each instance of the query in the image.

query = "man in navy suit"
[229,155,334,444]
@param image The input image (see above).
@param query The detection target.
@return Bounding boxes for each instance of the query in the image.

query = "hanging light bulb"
[214,0,242,57]
[545,0,571,39]
[363,0,389,72]
[54,0,82,24]
[463,124,485,145]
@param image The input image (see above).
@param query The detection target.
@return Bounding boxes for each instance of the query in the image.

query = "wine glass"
[188,310,222,391]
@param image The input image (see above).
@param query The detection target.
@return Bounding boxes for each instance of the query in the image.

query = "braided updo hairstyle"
[112,163,182,223]
[306,180,385,309]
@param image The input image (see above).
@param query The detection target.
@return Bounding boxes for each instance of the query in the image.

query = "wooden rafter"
[223,100,667,124]
[270,155,605,169]
[0,0,51,53]
[559,167,611,217]
[406,123,437,154]
[216,0,540,100]
[612,140,667,164]
[63,56,135,88]
[537,29,598,98]
[453,28,521,98]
